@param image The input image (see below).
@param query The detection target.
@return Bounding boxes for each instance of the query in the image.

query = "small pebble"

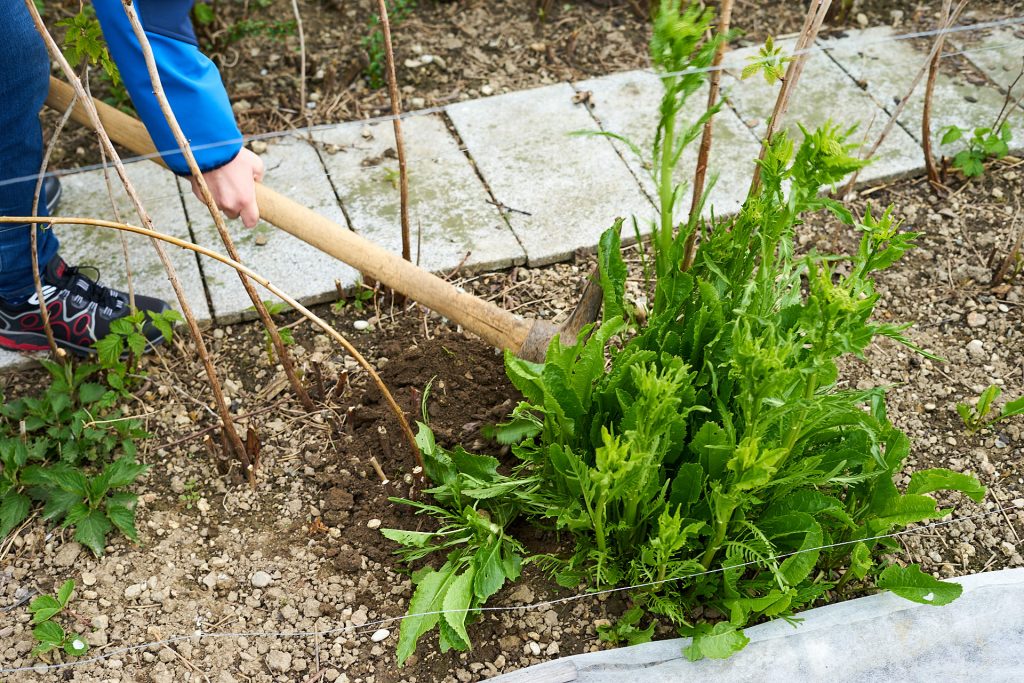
[353,320,370,331]
[251,571,273,589]
[966,311,987,328]
[370,628,390,642]
[367,518,381,530]
[966,339,985,358]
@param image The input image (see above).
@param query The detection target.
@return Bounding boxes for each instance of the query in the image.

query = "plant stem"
[376,0,412,265]
[923,0,954,186]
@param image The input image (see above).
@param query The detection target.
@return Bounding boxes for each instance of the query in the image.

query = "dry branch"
[118,0,315,414]
[376,0,412,264]
[682,0,734,272]
[748,0,833,197]
[25,0,255,485]
[1,215,423,472]
[924,0,956,185]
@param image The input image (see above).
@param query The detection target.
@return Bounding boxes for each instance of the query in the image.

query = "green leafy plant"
[28,580,89,658]
[57,6,133,113]
[248,299,294,364]
[741,36,791,84]
[382,1,984,665]
[332,284,376,314]
[178,478,200,509]
[361,0,417,89]
[1,351,153,554]
[957,384,1024,433]
[940,122,1012,177]
[94,308,182,392]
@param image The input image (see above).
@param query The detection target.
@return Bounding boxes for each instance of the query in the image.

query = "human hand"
[189,148,265,228]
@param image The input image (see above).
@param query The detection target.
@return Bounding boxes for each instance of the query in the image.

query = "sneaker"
[0,256,172,355]
[44,175,62,216]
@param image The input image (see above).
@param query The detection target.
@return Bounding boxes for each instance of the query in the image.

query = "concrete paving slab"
[820,27,1024,155]
[183,134,359,323]
[447,83,656,266]
[494,568,1024,682]
[0,161,209,372]
[312,114,524,275]
[722,39,922,186]
[949,24,1024,94]
[576,69,763,222]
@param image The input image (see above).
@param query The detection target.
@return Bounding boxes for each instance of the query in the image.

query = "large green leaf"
[73,509,113,556]
[441,566,476,648]
[907,469,986,503]
[876,564,962,606]
[598,221,628,321]
[0,491,31,538]
[103,456,148,489]
[472,537,507,602]
[683,621,750,661]
[380,528,437,548]
[29,594,63,624]
[504,354,546,405]
[32,620,65,646]
[396,561,460,665]
[105,505,139,542]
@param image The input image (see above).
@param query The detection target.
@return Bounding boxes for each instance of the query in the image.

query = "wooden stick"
[118,0,315,415]
[748,0,833,197]
[1,215,423,472]
[25,0,255,486]
[682,0,734,272]
[376,0,412,264]
[924,0,955,186]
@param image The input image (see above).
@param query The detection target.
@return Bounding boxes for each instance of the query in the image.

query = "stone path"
[3,24,1022,369]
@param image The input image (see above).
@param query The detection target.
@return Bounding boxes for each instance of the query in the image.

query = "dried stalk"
[28,90,79,358]
[118,0,315,414]
[748,0,833,197]
[376,0,412,263]
[290,0,307,113]
[924,0,955,185]
[682,0,734,272]
[839,0,967,196]
[1,214,423,472]
[25,0,255,486]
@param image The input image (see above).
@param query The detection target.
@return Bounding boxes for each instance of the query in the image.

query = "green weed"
[957,384,1024,433]
[361,0,417,89]
[28,580,89,659]
[940,122,1013,177]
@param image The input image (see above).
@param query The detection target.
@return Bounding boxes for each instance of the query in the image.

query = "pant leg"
[0,0,60,301]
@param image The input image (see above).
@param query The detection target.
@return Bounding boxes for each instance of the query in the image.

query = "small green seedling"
[248,300,295,365]
[179,478,200,509]
[940,122,1012,177]
[94,308,183,392]
[332,284,376,314]
[957,384,1024,433]
[741,36,791,84]
[597,605,657,646]
[29,580,89,659]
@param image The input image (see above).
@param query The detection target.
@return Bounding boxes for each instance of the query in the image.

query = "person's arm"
[92,0,263,227]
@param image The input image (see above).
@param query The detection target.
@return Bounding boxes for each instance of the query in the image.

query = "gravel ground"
[2,157,1023,681]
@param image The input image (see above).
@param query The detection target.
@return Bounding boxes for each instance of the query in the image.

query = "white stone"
[353,320,370,331]
[267,649,292,672]
[366,518,381,529]
[966,339,986,358]
[250,571,273,588]
[370,628,390,642]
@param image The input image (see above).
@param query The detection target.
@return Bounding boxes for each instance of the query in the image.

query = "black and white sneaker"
[44,175,62,216]
[0,256,172,355]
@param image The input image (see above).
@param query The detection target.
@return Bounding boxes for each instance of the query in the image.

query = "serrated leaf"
[64,635,89,656]
[907,469,986,503]
[57,580,75,607]
[77,382,107,405]
[849,541,873,580]
[598,221,627,321]
[105,505,139,542]
[103,456,148,488]
[0,491,31,538]
[441,567,475,648]
[33,620,65,645]
[877,564,962,606]
[29,595,62,624]
[73,509,113,556]
[94,334,123,367]
[380,528,436,548]
[472,538,506,602]
[1001,395,1024,418]
[940,126,962,145]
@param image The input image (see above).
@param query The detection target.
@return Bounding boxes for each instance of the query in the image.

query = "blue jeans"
[0,0,60,301]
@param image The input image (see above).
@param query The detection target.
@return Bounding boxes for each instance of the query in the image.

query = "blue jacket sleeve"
[92,0,242,175]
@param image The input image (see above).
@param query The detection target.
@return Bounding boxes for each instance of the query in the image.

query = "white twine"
[1,500,1020,674]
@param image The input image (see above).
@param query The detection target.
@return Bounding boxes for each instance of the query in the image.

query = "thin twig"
[924,0,955,185]
[376,0,412,264]
[118,0,315,416]
[290,0,307,114]
[1,215,423,472]
[682,0,734,271]
[26,0,254,485]
[748,0,833,196]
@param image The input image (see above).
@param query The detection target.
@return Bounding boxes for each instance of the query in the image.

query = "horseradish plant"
[382,0,984,663]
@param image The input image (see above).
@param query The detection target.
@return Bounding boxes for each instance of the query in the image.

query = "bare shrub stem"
[376,0,412,263]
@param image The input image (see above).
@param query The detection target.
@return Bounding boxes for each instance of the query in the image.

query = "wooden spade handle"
[46,76,539,356]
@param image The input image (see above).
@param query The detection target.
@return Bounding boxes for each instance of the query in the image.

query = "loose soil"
[3,157,1024,681]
